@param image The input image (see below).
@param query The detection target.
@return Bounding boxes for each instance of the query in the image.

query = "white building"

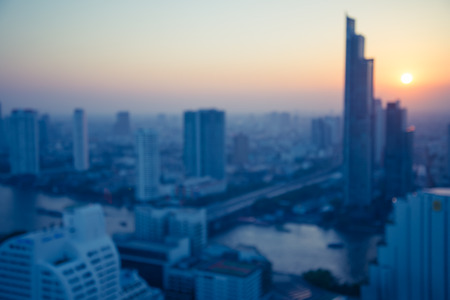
[135,129,159,201]
[73,108,89,171]
[195,259,262,300]
[8,109,39,175]
[0,204,161,300]
[362,188,450,300]
[135,206,207,255]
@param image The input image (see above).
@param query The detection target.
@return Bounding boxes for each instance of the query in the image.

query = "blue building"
[343,17,374,207]
[183,109,225,180]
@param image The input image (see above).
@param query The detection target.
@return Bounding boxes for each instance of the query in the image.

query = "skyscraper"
[114,111,131,136]
[343,16,374,207]
[73,108,89,171]
[448,124,450,181]
[9,109,39,175]
[362,189,450,300]
[183,109,225,180]
[372,99,385,167]
[385,101,414,200]
[135,129,160,201]
[0,204,163,300]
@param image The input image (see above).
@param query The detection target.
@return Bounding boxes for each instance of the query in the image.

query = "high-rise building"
[183,109,225,180]
[233,133,249,166]
[135,129,160,201]
[135,206,207,255]
[38,114,50,155]
[8,109,39,175]
[448,124,450,181]
[343,16,374,207]
[362,189,450,300]
[385,101,414,200]
[0,102,7,153]
[73,108,89,171]
[372,99,385,167]
[114,111,131,136]
[0,204,162,300]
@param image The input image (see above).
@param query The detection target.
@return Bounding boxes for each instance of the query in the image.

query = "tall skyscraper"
[343,16,374,207]
[114,111,131,136]
[9,109,39,175]
[372,99,385,167]
[385,101,414,200]
[38,114,50,155]
[135,129,160,201]
[183,109,225,180]
[233,133,249,166]
[362,189,450,300]
[0,204,162,300]
[73,108,89,171]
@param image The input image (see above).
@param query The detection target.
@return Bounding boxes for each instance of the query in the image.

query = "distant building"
[233,133,249,166]
[311,118,331,150]
[343,16,374,207]
[135,129,160,201]
[385,101,414,200]
[9,109,39,175]
[135,206,207,255]
[195,259,262,300]
[39,114,50,155]
[362,189,450,300]
[73,108,89,171]
[174,177,227,200]
[114,111,131,136]
[372,99,385,167]
[0,204,161,300]
[183,109,225,180]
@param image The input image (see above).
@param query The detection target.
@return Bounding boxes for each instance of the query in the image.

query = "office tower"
[233,133,249,166]
[135,129,160,201]
[183,109,225,180]
[448,124,450,181]
[0,204,161,300]
[195,259,262,300]
[135,206,207,255]
[361,189,450,300]
[343,16,374,207]
[73,108,89,171]
[38,114,50,155]
[9,109,39,175]
[385,101,414,200]
[114,111,131,136]
[372,99,385,167]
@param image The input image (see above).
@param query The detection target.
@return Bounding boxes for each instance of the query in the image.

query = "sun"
[401,73,413,84]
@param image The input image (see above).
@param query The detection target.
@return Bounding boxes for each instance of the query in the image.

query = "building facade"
[73,108,89,171]
[135,129,160,201]
[114,111,131,136]
[343,16,374,207]
[372,99,385,167]
[362,189,450,300]
[183,109,225,180]
[8,109,39,175]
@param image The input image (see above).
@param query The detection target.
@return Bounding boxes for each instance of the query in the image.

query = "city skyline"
[0,1,449,115]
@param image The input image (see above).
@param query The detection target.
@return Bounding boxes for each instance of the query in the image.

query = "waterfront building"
[385,101,414,200]
[0,204,160,300]
[233,133,249,166]
[8,109,39,175]
[135,206,207,255]
[372,99,385,167]
[135,129,160,201]
[73,108,89,171]
[195,259,262,300]
[343,16,374,207]
[114,111,131,136]
[362,188,450,300]
[183,109,225,180]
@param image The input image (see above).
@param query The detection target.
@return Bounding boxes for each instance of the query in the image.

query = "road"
[206,169,342,222]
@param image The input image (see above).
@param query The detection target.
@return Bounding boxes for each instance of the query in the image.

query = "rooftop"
[197,259,260,278]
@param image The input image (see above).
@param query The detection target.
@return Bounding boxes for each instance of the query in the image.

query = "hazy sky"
[0,1,449,116]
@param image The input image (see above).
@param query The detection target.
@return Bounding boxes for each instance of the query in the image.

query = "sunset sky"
[0,0,449,116]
